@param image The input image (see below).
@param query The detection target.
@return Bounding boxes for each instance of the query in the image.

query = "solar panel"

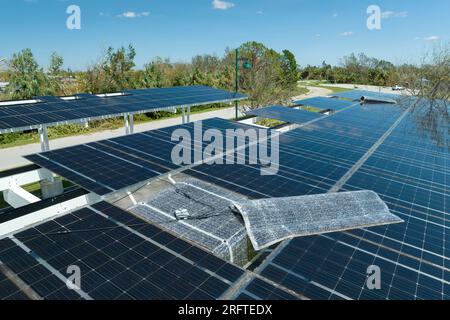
[10,92,448,300]
[246,105,323,125]
[0,201,245,300]
[187,103,405,199]
[35,96,64,103]
[0,238,83,300]
[294,97,357,111]
[244,100,449,300]
[25,118,259,196]
[0,86,247,133]
[333,89,402,101]
[234,277,298,300]
[232,190,402,250]
[0,266,30,300]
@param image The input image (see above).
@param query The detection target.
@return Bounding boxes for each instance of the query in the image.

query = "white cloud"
[381,10,408,19]
[424,35,440,41]
[212,0,235,10]
[117,11,150,18]
[339,31,354,37]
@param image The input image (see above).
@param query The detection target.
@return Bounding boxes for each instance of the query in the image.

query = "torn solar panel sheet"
[231,190,403,251]
[293,97,356,111]
[246,105,323,125]
[129,178,249,264]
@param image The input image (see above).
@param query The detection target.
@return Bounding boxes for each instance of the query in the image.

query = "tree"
[48,52,65,95]
[398,44,449,148]
[81,45,137,93]
[6,48,50,99]
[49,52,64,76]
[232,41,292,108]
[280,50,299,85]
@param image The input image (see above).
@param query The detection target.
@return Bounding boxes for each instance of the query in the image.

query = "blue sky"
[0,0,448,70]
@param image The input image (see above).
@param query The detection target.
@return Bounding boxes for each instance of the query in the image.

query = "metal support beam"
[3,186,40,209]
[124,114,130,135]
[38,125,49,152]
[0,168,54,192]
[0,192,102,238]
[129,113,134,134]
[181,106,185,124]
[187,106,191,123]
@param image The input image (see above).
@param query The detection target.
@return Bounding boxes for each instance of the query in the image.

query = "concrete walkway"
[291,86,333,101]
[0,107,237,170]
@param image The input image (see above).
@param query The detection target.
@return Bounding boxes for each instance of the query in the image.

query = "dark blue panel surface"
[247,105,323,124]
[0,86,246,132]
[294,97,357,110]
[0,202,245,300]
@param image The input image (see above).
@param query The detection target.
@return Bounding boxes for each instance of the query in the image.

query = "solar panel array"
[293,96,357,111]
[0,201,246,300]
[187,97,449,300]
[25,118,258,195]
[246,105,323,125]
[333,89,402,101]
[187,103,404,198]
[15,89,449,300]
[0,86,246,133]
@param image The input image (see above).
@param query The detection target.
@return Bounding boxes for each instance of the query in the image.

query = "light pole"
[234,48,252,119]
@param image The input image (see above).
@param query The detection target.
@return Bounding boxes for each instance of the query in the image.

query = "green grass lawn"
[292,86,309,96]
[300,105,322,112]
[256,118,285,128]
[316,85,350,94]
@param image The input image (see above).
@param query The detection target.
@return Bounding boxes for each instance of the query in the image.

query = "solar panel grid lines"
[329,105,412,192]
[0,86,247,133]
[293,96,357,111]
[8,236,93,300]
[0,263,32,300]
[332,90,403,101]
[0,238,84,300]
[0,202,248,300]
[186,104,408,200]
[246,105,324,125]
[234,277,299,300]
[186,94,448,300]
[25,117,285,196]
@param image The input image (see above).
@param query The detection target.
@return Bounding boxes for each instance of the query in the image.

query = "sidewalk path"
[291,86,333,101]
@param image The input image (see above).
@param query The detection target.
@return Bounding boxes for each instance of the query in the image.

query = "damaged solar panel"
[231,190,403,250]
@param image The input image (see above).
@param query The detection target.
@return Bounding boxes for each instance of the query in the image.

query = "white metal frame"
[0,192,101,238]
